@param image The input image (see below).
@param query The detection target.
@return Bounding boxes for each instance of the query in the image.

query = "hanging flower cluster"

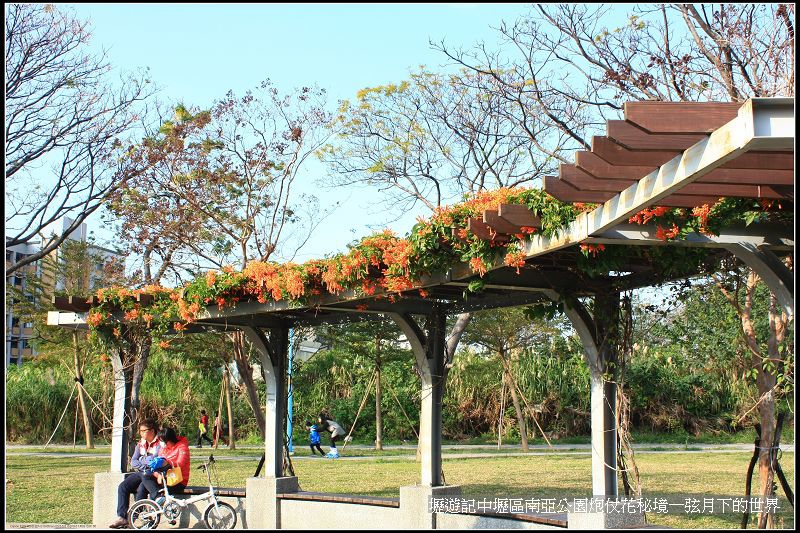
[627,197,790,241]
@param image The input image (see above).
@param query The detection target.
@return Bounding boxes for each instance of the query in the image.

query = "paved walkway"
[6,442,794,462]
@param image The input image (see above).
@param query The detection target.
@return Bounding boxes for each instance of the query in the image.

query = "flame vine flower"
[84,189,791,346]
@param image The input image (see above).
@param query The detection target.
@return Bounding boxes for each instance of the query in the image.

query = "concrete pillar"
[390,305,446,487]
[549,292,618,499]
[399,484,462,529]
[93,472,126,527]
[592,291,619,499]
[242,326,287,478]
[109,349,132,473]
[242,325,297,529]
[246,476,299,529]
[590,375,617,498]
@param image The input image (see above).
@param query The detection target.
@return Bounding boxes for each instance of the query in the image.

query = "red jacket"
[159,436,190,485]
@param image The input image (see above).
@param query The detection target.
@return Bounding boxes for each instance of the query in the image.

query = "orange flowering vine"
[580,243,606,257]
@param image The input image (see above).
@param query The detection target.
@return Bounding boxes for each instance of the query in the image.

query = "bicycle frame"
[159,458,222,510]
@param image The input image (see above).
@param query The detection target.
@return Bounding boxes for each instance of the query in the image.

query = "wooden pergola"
[50,98,794,529]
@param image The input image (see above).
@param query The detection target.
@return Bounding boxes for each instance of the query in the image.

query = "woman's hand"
[154,472,163,484]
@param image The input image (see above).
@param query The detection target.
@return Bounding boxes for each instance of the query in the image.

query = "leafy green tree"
[10,238,125,447]
[460,306,566,450]
[314,319,409,449]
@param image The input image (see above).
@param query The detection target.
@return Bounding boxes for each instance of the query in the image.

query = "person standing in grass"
[108,418,163,529]
[317,412,346,458]
[196,409,212,448]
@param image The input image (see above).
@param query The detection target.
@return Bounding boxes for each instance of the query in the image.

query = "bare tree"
[323,68,556,374]
[324,67,553,215]
[5,3,154,275]
[434,4,794,159]
[107,83,335,439]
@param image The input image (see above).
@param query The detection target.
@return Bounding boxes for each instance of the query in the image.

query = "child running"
[306,420,324,456]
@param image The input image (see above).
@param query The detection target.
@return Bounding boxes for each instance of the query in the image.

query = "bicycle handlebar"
[196,455,216,470]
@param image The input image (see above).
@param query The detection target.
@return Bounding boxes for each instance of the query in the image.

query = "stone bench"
[277,491,400,508]
[179,486,246,498]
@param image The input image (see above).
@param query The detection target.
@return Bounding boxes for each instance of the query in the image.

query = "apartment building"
[5,217,122,367]
[5,241,41,366]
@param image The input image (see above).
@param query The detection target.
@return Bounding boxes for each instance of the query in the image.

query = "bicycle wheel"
[203,501,237,529]
[127,499,162,530]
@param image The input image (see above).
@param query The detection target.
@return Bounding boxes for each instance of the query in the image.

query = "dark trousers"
[329,435,340,449]
[197,429,213,446]
[310,443,324,455]
[140,472,186,500]
[116,472,148,519]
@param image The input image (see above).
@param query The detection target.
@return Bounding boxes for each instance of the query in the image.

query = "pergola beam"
[586,223,794,250]
[722,243,794,320]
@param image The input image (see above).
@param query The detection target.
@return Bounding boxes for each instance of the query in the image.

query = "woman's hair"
[157,427,179,444]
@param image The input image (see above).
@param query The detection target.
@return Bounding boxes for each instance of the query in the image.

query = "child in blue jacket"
[306,420,324,455]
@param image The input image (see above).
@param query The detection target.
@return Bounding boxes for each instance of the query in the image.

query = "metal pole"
[287,327,294,454]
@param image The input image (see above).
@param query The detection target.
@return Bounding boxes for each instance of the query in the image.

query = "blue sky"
[67,3,541,262]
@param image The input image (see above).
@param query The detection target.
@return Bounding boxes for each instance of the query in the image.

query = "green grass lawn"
[6,450,794,528]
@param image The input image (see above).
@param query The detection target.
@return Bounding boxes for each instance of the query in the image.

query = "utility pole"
[286,328,295,454]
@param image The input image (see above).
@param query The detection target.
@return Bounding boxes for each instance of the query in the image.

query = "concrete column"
[549,292,617,499]
[93,472,126,527]
[242,326,287,478]
[390,306,446,487]
[592,291,619,499]
[590,374,617,498]
[242,325,298,529]
[423,304,446,487]
[246,475,299,529]
[399,484,462,529]
[109,349,131,473]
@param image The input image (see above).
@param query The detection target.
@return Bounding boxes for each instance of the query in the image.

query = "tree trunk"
[72,331,94,449]
[122,335,151,459]
[232,331,266,438]
[755,290,789,528]
[224,367,236,449]
[501,349,528,452]
[444,313,472,383]
[735,269,791,530]
[214,369,225,450]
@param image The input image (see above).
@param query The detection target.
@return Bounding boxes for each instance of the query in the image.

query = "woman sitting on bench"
[141,427,190,498]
